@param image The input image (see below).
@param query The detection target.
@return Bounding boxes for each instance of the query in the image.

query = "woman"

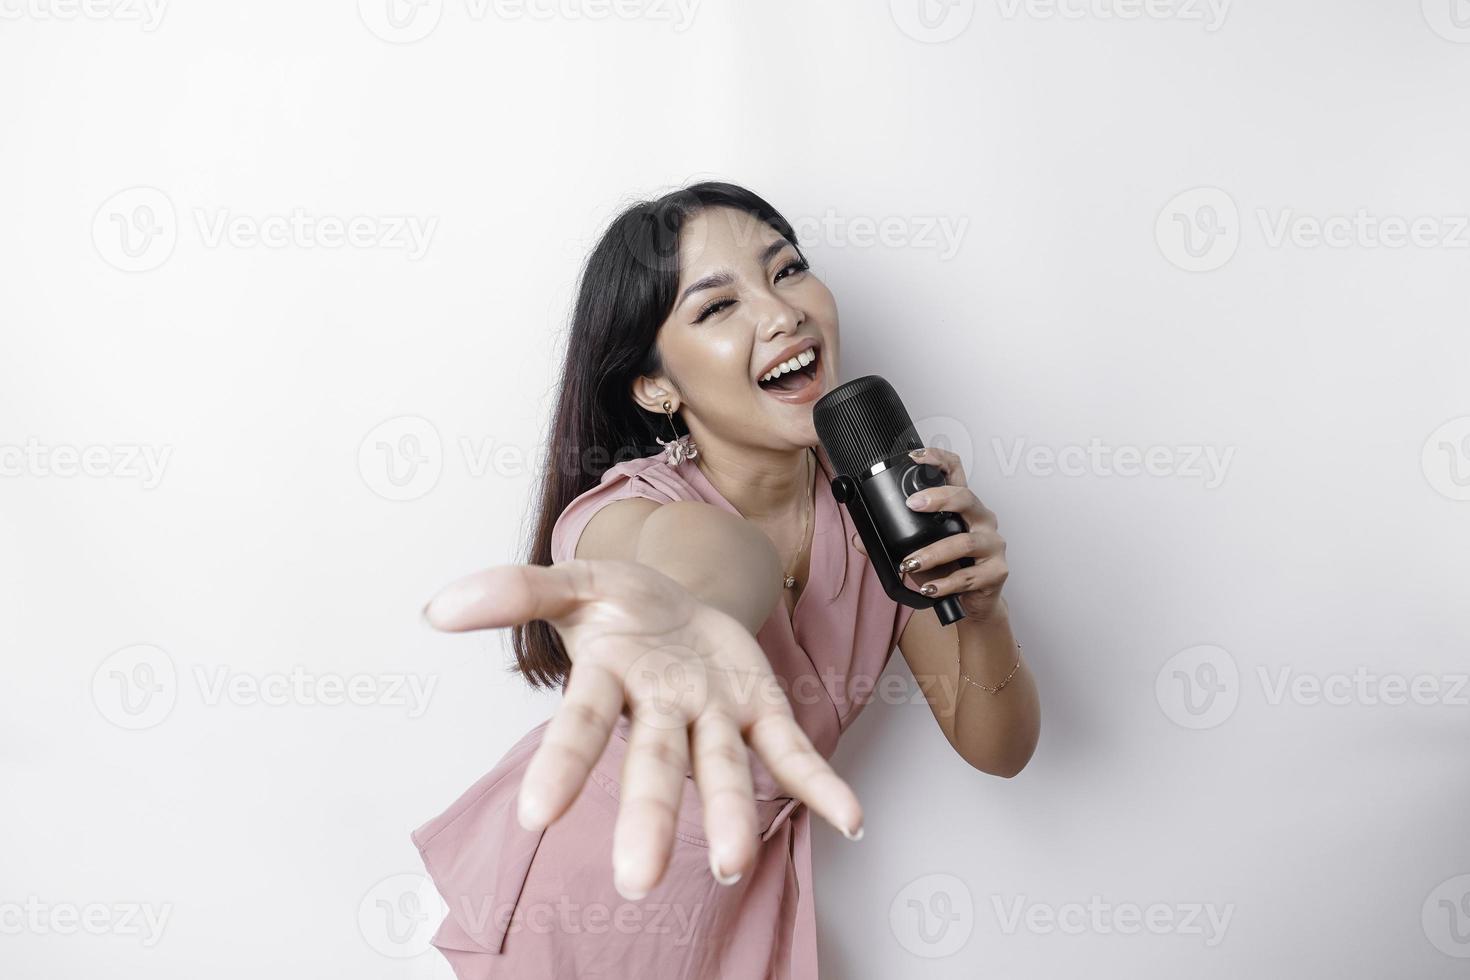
[413,182,1041,979]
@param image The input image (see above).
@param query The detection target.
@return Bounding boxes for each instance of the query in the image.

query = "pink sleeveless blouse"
[411,446,915,979]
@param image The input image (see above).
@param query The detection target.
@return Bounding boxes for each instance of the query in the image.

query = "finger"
[424,561,590,632]
[900,528,1005,576]
[905,484,993,526]
[918,557,1010,599]
[849,531,868,557]
[612,713,690,900]
[689,709,759,885]
[910,446,968,487]
[517,659,624,831]
[745,711,863,840]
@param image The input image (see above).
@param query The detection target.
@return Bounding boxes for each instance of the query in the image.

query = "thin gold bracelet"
[958,643,1022,695]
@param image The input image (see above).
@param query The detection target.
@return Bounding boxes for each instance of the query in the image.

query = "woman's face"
[638,206,840,452]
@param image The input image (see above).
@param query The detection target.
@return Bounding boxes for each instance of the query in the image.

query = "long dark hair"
[511,181,803,690]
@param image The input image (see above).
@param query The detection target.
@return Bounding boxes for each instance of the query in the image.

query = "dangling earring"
[656,400,698,466]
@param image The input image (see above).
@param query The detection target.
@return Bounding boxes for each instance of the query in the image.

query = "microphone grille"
[813,375,921,477]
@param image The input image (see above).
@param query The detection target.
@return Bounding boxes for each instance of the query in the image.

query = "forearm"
[633,501,783,635]
[950,601,1040,777]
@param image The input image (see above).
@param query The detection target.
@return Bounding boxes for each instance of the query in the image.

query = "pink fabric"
[412,446,915,979]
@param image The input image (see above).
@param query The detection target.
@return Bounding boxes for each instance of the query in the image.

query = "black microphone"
[814,375,973,626]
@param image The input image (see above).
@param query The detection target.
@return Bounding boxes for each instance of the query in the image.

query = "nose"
[756,293,805,343]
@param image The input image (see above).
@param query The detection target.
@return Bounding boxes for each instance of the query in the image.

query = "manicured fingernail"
[909,448,925,458]
[906,493,928,509]
[920,583,938,597]
[420,602,435,627]
[710,852,742,886]
[843,824,864,841]
[900,557,921,573]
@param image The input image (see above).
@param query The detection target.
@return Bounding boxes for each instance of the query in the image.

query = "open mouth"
[757,345,821,396]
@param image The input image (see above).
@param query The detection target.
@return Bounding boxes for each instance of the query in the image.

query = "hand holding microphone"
[814,376,1009,626]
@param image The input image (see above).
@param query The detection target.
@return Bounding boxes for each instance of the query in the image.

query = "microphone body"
[813,375,973,627]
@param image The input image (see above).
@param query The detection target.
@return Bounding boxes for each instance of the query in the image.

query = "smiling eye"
[694,298,734,324]
[774,257,809,283]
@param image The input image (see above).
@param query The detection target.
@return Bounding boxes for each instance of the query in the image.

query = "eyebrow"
[676,238,795,307]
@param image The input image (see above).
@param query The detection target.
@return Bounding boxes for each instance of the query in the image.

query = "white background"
[3,1,1469,977]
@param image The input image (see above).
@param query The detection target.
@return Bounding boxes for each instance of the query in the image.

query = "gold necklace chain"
[783,449,814,590]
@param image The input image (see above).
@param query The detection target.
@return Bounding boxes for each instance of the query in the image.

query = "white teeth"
[760,347,819,383]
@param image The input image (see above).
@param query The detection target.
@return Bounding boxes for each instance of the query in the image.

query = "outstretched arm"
[423,496,859,901]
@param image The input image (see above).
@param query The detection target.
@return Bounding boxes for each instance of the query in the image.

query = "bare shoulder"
[575,497,663,561]
[576,497,782,633]
[577,497,773,567]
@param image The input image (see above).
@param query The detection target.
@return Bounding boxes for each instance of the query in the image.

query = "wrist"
[957,597,1011,644]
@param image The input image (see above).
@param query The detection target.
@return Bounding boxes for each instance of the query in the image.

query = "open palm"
[423,559,863,899]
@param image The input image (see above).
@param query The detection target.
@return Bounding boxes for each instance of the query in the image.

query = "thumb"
[849,532,868,558]
[424,562,586,632]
